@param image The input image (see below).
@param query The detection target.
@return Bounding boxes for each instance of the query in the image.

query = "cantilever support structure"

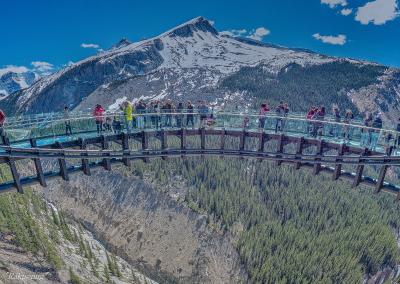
[0,128,399,199]
[30,138,46,187]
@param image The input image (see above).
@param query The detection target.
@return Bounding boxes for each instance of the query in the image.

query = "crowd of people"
[47,101,400,152]
[257,102,399,151]
[81,100,396,152]
[0,100,398,152]
[76,100,213,135]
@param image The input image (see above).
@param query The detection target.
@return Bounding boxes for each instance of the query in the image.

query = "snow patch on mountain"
[0,66,39,99]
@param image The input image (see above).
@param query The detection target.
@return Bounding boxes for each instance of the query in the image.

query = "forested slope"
[220,61,387,114]
[131,156,400,283]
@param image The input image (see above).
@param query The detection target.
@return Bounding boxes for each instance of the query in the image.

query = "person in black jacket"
[186,101,195,127]
[370,113,382,150]
[330,106,341,138]
[395,118,400,149]
[275,102,285,133]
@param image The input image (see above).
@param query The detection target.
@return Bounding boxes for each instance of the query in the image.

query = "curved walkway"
[0,111,399,198]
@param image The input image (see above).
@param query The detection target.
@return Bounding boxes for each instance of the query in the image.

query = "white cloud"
[81,43,100,49]
[221,27,270,41]
[321,0,348,8]
[220,29,248,37]
[341,8,353,16]
[31,61,54,75]
[247,27,270,41]
[31,61,53,71]
[0,65,29,76]
[355,0,399,25]
[313,33,347,45]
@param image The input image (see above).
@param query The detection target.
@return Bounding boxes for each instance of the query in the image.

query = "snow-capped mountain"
[1,16,399,120]
[0,66,39,99]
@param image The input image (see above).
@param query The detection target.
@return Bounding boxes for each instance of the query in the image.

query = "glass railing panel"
[1,111,399,156]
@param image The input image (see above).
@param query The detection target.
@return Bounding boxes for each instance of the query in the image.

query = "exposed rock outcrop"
[42,168,247,283]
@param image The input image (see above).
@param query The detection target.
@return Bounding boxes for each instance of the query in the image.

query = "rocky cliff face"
[42,168,247,283]
[0,189,155,284]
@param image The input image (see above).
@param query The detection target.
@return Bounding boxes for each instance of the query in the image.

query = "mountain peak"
[113,38,132,49]
[163,16,218,38]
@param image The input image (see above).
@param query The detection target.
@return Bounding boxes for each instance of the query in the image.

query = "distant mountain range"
[0,66,39,99]
[1,16,399,122]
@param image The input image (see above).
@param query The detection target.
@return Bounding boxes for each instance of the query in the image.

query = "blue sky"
[1,0,399,74]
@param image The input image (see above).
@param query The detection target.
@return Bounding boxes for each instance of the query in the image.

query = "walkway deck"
[0,111,399,198]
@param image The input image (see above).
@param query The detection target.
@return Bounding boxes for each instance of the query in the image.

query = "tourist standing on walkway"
[331,106,341,138]
[104,116,113,132]
[160,101,168,127]
[170,101,176,127]
[164,100,173,127]
[63,106,72,136]
[136,100,146,129]
[150,101,159,129]
[315,106,326,137]
[186,101,194,127]
[282,103,289,130]
[343,110,354,142]
[360,113,372,148]
[306,106,316,135]
[155,101,161,129]
[112,116,122,134]
[0,109,6,138]
[370,113,382,150]
[258,103,269,129]
[176,102,184,128]
[198,101,209,127]
[121,101,132,133]
[395,118,400,149]
[93,104,105,134]
[275,102,285,133]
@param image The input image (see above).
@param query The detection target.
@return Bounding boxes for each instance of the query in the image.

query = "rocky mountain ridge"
[0,67,38,99]
[3,16,395,118]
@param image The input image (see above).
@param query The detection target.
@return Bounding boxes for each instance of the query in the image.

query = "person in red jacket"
[93,104,105,134]
[0,109,5,138]
[0,109,5,127]
[258,103,270,129]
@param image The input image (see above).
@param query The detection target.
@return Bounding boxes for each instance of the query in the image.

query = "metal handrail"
[1,111,397,151]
